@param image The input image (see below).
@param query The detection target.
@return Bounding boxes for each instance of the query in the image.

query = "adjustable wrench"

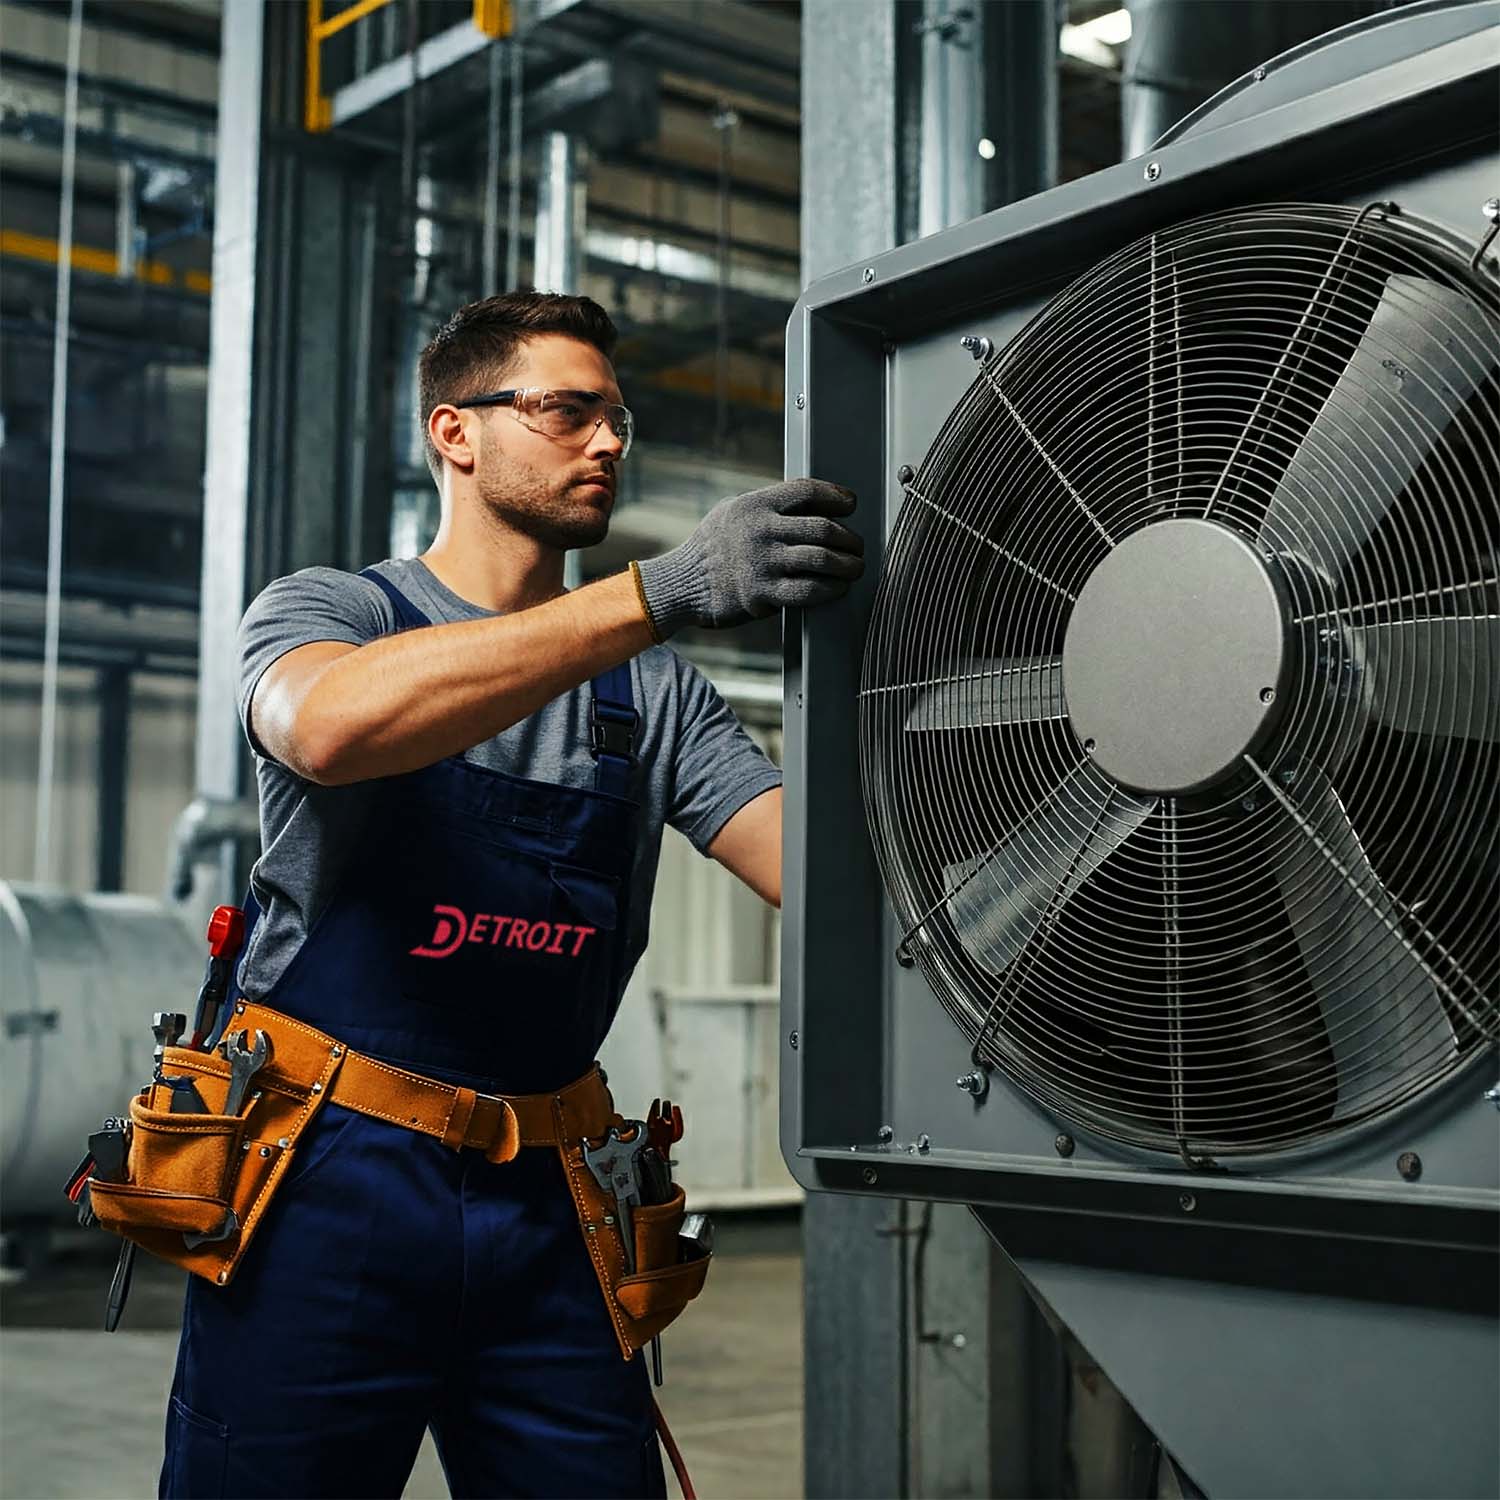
[584,1122,667,1385]
[583,1122,648,1274]
[220,1029,270,1117]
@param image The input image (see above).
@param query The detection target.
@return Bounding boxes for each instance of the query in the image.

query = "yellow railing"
[306,0,513,133]
[0,229,212,295]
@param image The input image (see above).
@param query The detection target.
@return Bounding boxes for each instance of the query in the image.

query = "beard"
[477,452,614,551]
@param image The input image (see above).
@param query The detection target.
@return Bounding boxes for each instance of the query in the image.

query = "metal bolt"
[1252,65,1266,81]
[956,1070,988,1098]
[1055,1133,1075,1158]
[862,266,876,284]
[1178,1191,1197,1213]
[959,334,992,361]
[950,1332,968,1350]
[895,944,915,969]
[897,464,915,485]
[795,392,805,410]
[916,1133,931,1153]
[1145,160,1161,182]
[1259,686,1276,704]
[862,1166,878,1185]
[788,1030,799,1050]
[1397,1151,1422,1181]
[259,1146,271,1158]
[877,1124,894,1143]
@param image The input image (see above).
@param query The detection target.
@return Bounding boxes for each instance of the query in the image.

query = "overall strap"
[360,565,638,795]
[360,566,432,630]
[589,661,638,797]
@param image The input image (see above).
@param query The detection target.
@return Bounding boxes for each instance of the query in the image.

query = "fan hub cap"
[1063,519,1289,794]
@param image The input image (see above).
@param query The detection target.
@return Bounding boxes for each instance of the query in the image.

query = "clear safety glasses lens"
[518,389,634,459]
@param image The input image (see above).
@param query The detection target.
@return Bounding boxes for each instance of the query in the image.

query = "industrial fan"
[859,202,1499,1158]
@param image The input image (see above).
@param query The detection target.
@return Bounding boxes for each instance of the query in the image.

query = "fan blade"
[1258,275,1497,581]
[905,657,1064,731]
[1269,769,1457,1119]
[1354,615,1499,743]
[944,767,1155,974]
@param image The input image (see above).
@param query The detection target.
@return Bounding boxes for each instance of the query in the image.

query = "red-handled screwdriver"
[189,905,246,1049]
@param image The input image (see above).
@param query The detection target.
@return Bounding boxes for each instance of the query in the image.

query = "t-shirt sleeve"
[667,656,783,854]
[236,567,393,758]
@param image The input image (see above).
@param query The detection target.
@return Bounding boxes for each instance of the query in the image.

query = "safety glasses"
[456,387,635,460]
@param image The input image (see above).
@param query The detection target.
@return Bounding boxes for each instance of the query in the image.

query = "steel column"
[194,0,395,913]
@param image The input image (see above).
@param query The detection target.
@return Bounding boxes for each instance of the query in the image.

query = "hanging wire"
[35,0,85,886]
[482,37,504,294]
[505,30,524,290]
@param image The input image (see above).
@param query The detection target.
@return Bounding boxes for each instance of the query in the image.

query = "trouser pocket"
[161,1396,229,1499]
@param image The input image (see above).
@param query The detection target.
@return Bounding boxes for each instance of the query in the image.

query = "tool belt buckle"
[444,1088,521,1163]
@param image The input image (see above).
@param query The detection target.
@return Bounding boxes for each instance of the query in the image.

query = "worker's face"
[471,334,627,552]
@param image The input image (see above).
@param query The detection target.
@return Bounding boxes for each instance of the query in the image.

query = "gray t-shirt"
[236,556,781,1003]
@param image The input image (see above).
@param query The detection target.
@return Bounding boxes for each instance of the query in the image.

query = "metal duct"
[1121,0,1395,158]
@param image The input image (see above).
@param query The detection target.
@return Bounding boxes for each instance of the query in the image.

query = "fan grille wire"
[859,203,1499,1156]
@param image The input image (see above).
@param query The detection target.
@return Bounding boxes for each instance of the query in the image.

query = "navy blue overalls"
[161,572,666,1499]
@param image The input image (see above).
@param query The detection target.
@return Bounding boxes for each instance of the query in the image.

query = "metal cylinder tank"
[1,882,201,1221]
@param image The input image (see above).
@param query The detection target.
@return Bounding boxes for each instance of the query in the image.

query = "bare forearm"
[296,571,653,784]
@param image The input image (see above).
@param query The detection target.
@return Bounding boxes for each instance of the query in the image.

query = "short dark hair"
[417,290,619,484]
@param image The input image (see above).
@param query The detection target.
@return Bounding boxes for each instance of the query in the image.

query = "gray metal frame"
[782,11,1499,1494]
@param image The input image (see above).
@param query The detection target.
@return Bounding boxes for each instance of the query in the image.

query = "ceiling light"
[1060,8,1131,68]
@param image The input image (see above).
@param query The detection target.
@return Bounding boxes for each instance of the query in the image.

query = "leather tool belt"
[85,1003,710,1360]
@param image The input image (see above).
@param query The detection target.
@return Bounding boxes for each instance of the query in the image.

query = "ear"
[428,404,476,474]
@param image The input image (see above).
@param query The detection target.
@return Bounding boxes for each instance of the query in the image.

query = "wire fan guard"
[860,203,1499,1157]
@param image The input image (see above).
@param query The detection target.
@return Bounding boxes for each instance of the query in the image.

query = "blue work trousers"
[160,1103,665,1498]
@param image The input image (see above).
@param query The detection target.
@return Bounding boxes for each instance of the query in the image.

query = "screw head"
[897,464,915,485]
[950,1332,968,1350]
[1241,795,1257,812]
[895,944,915,968]
[1397,1151,1422,1181]
[788,1030,799,1050]
[861,1166,878,1185]
[956,1070,988,1097]
[1178,1191,1197,1213]
[1484,198,1500,223]
[1083,737,1096,755]
[1054,1133,1075,1158]
[916,1133,931,1153]
[794,392,805,410]
[1145,160,1162,182]
[1252,65,1266,81]
[862,266,876,284]
[1259,686,1276,704]
[877,1124,894,1143]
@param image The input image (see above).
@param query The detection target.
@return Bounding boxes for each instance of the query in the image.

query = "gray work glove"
[635,478,864,639]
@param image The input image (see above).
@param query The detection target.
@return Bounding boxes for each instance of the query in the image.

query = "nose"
[585,419,625,462]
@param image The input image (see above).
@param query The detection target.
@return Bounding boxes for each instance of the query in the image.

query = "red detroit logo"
[409,904,597,960]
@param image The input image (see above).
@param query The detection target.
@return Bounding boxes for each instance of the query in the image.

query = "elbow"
[285,711,355,786]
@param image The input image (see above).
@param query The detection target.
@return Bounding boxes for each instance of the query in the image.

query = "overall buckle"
[589,701,638,761]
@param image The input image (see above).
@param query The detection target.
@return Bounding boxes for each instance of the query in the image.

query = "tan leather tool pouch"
[88,1015,345,1287]
[559,1145,712,1361]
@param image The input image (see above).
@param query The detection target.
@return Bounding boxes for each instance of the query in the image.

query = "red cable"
[652,1395,695,1500]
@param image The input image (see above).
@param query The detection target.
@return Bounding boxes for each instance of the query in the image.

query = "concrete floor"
[0,1215,804,1500]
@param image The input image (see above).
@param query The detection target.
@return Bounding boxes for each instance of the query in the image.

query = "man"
[160,291,863,1498]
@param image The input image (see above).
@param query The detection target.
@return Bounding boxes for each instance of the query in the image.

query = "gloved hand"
[634,478,864,639]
